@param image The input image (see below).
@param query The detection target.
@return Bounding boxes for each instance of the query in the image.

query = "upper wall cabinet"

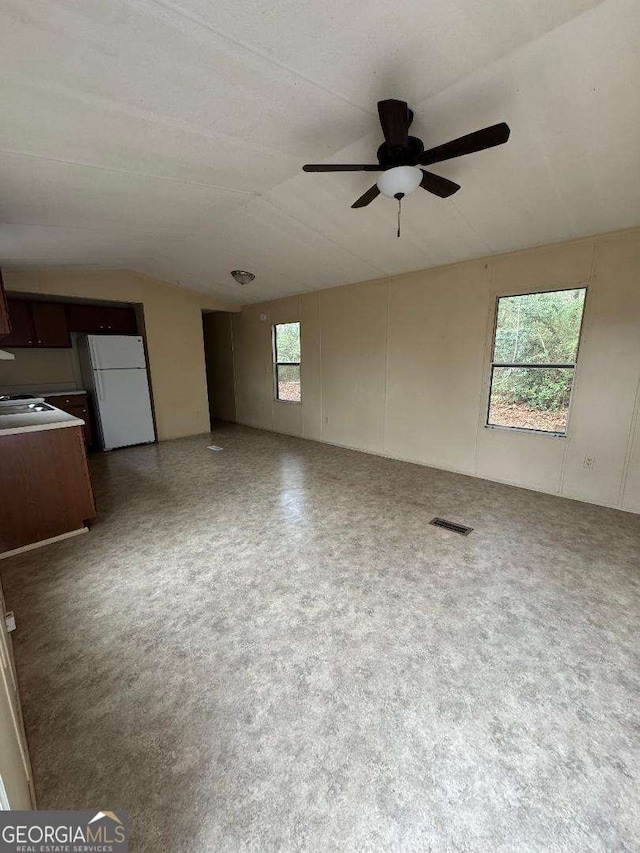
[0,269,10,337]
[32,302,71,347]
[2,300,71,348]
[66,304,103,334]
[1,297,138,347]
[103,306,137,335]
[2,301,35,347]
[67,303,137,335]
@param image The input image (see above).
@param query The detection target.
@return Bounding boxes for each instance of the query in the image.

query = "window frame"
[485,285,588,437]
[272,321,301,404]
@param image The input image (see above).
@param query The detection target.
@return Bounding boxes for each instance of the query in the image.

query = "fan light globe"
[376,166,422,199]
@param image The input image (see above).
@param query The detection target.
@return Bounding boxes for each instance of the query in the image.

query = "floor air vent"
[430,517,473,536]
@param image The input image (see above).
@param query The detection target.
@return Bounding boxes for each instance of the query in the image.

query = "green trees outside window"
[488,288,586,434]
[273,322,301,402]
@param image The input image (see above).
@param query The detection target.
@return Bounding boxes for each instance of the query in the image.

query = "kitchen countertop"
[41,389,87,398]
[0,405,85,437]
[0,388,87,399]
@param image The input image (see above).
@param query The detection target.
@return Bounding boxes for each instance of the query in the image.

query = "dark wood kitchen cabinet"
[1,300,34,347]
[44,393,94,449]
[66,303,103,334]
[67,303,137,335]
[2,296,137,346]
[0,425,96,554]
[0,268,10,337]
[31,302,71,347]
[103,305,137,334]
[1,299,70,348]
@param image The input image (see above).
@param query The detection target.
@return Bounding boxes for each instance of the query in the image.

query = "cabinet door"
[77,404,94,449]
[31,302,71,347]
[102,305,137,334]
[45,395,94,449]
[67,303,106,333]
[1,300,34,347]
[68,405,93,449]
[0,426,96,552]
[0,268,10,337]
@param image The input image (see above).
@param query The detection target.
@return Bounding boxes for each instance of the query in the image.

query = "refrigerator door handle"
[95,370,106,402]
[88,336,102,370]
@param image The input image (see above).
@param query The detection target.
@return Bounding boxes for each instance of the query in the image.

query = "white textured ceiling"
[1,0,638,304]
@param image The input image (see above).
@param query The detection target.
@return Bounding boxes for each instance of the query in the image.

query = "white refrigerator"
[79,335,155,451]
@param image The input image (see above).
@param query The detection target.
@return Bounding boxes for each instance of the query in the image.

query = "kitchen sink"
[0,403,56,415]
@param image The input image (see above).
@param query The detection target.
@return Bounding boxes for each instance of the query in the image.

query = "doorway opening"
[202,311,237,429]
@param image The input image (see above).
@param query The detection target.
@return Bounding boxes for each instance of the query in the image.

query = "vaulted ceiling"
[1,0,637,304]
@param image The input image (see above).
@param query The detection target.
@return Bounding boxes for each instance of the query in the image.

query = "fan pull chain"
[397,196,402,238]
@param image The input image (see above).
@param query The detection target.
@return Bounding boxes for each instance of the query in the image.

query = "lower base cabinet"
[44,394,94,449]
[0,425,96,553]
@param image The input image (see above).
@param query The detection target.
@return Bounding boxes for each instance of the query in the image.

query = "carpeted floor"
[1,424,639,852]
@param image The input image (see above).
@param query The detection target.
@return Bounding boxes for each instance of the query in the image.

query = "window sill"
[274,399,301,405]
[484,423,566,438]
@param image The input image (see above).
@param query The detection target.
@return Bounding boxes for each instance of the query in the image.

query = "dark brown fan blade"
[303,164,381,172]
[377,100,409,147]
[420,122,510,166]
[351,184,380,208]
[420,170,460,198]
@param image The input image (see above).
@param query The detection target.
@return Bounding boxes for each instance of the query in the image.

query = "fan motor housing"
[377,136,424,169]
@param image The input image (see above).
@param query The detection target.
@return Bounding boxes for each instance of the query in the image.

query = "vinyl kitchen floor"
[1,424,639,852]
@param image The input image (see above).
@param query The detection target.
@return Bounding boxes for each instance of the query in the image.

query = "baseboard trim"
[235,420,638,516]
[0,527,88,560]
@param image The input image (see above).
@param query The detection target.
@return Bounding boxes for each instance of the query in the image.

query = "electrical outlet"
[583,455,595,470]
[324,416,329,424]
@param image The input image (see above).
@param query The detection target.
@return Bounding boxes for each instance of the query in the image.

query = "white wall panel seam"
[476,263,498,476]
[474,260,495,476]
[381,280,391,455]
[230,313,239,426]
[619,370,640,509]
[557,241,596,495]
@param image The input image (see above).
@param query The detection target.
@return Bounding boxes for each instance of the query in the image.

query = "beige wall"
[232,228,640,513]
[0,346,82,395]
[2,270,234,441]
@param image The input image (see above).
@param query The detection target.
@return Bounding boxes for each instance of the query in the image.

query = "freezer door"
[93,368,155,450]
[88,335,146,369]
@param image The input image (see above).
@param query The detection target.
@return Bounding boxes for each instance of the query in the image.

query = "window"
[273,322,301,402]
[487,288,586,435]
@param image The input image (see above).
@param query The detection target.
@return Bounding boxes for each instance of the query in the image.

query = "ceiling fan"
[303,99,510,222]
